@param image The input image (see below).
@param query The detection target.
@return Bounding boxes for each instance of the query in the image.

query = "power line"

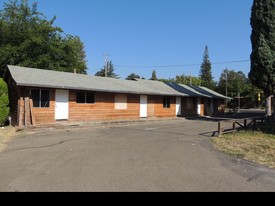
[114,60,250,69]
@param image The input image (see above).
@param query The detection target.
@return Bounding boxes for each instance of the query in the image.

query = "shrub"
[0,78,9,126]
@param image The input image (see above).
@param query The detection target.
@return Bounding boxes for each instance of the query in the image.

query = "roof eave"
[16,83,186,97]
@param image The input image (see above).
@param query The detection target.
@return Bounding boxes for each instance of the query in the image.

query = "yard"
[213,124,275,169]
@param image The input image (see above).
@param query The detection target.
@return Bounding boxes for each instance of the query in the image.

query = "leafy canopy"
[0,0,87,75]
[217,69,252,98]
[0,78,9,125]
[126,73,141,80]
[175,74,202,86]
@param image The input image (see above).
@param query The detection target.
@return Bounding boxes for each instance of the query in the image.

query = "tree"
[200,46,215,89]
[0,0,87,76]
[150,70,157,80]
[217,69,251,98]
[0,78,9,126]
[175,74,202,86]
[126,73,140,80]
[95,61,119,78]
[249,0,275,117]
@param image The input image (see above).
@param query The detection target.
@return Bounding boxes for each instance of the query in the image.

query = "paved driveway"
[0,119,275,192]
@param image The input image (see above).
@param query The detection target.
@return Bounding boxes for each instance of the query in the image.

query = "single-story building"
[4,65,228,127]
[167,83,228,117]
[4,65,186,127]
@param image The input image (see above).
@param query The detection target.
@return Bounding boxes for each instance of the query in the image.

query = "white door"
[197,98,201,115]
[176,97,181,116]
[140,95,148,118]
[55,90,69,120]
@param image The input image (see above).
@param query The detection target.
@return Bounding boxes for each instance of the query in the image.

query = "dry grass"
[0,127,17,152]
[213,130,275,168]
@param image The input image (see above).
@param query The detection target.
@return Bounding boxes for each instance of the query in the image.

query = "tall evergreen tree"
[200,46,215,89]
[0,0,87,76]
[249,0,275,117]
[95,61,119,78]
[150,70,157,80]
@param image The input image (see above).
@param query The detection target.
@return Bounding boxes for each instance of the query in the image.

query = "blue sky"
[1,0,253,80]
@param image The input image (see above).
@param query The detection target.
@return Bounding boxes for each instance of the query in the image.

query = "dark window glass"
[31,90,40,107]
[163,97,171,108]
[77,92,86,103]
[86,93,95,104]
[41,90,50,108]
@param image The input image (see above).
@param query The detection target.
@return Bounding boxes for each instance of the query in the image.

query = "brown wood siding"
[204,98,213,116]
[69,92,140,122]
[153,96,176,118]
[32,89,55,125]
[12,87,181,126]
[147,96,155,118]
[200,98,205,116]
[181,98,197,117]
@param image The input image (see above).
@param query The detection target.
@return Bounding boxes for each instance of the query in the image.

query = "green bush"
[0,78,9,126]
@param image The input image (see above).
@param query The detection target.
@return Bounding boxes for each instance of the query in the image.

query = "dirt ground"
[0,127,17,152]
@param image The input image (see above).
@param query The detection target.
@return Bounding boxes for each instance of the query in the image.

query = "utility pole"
[225,72,228,98]
[225,72,228,108]
[103,53,110,78]
[238,92,241,111]
[190,72,192,86]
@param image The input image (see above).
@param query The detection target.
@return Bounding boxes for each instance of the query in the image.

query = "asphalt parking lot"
[0,118,275,192]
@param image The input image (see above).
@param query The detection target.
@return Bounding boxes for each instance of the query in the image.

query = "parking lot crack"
[6,138,87,152]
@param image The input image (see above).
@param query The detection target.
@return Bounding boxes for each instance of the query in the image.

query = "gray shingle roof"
[167,83,211,98]
[6,65,228,99]
[166,83,228,99]
[6,65,185,96]
[195,86,229,99]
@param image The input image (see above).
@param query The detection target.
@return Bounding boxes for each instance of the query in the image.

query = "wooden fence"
[215,116,266,137]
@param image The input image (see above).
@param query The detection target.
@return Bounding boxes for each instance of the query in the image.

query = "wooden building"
[4,66,186,127]
[4,65,228,127]
[167,83,228,117]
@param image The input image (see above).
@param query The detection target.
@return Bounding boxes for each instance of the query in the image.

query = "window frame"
[31,89,50,108]
[76,92,95,104]
[163,97,171,109]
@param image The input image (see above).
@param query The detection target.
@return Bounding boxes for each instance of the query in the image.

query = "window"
[115,94,127,110]
[163,97,171,108]
[86,93,95,104]
[31,89,50,108]
[77,92,95,104]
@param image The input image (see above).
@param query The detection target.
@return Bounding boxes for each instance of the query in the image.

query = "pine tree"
[200,46,215,89]
[150,70,157,80]
[95,61,119,78]
[249,0,275,117]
